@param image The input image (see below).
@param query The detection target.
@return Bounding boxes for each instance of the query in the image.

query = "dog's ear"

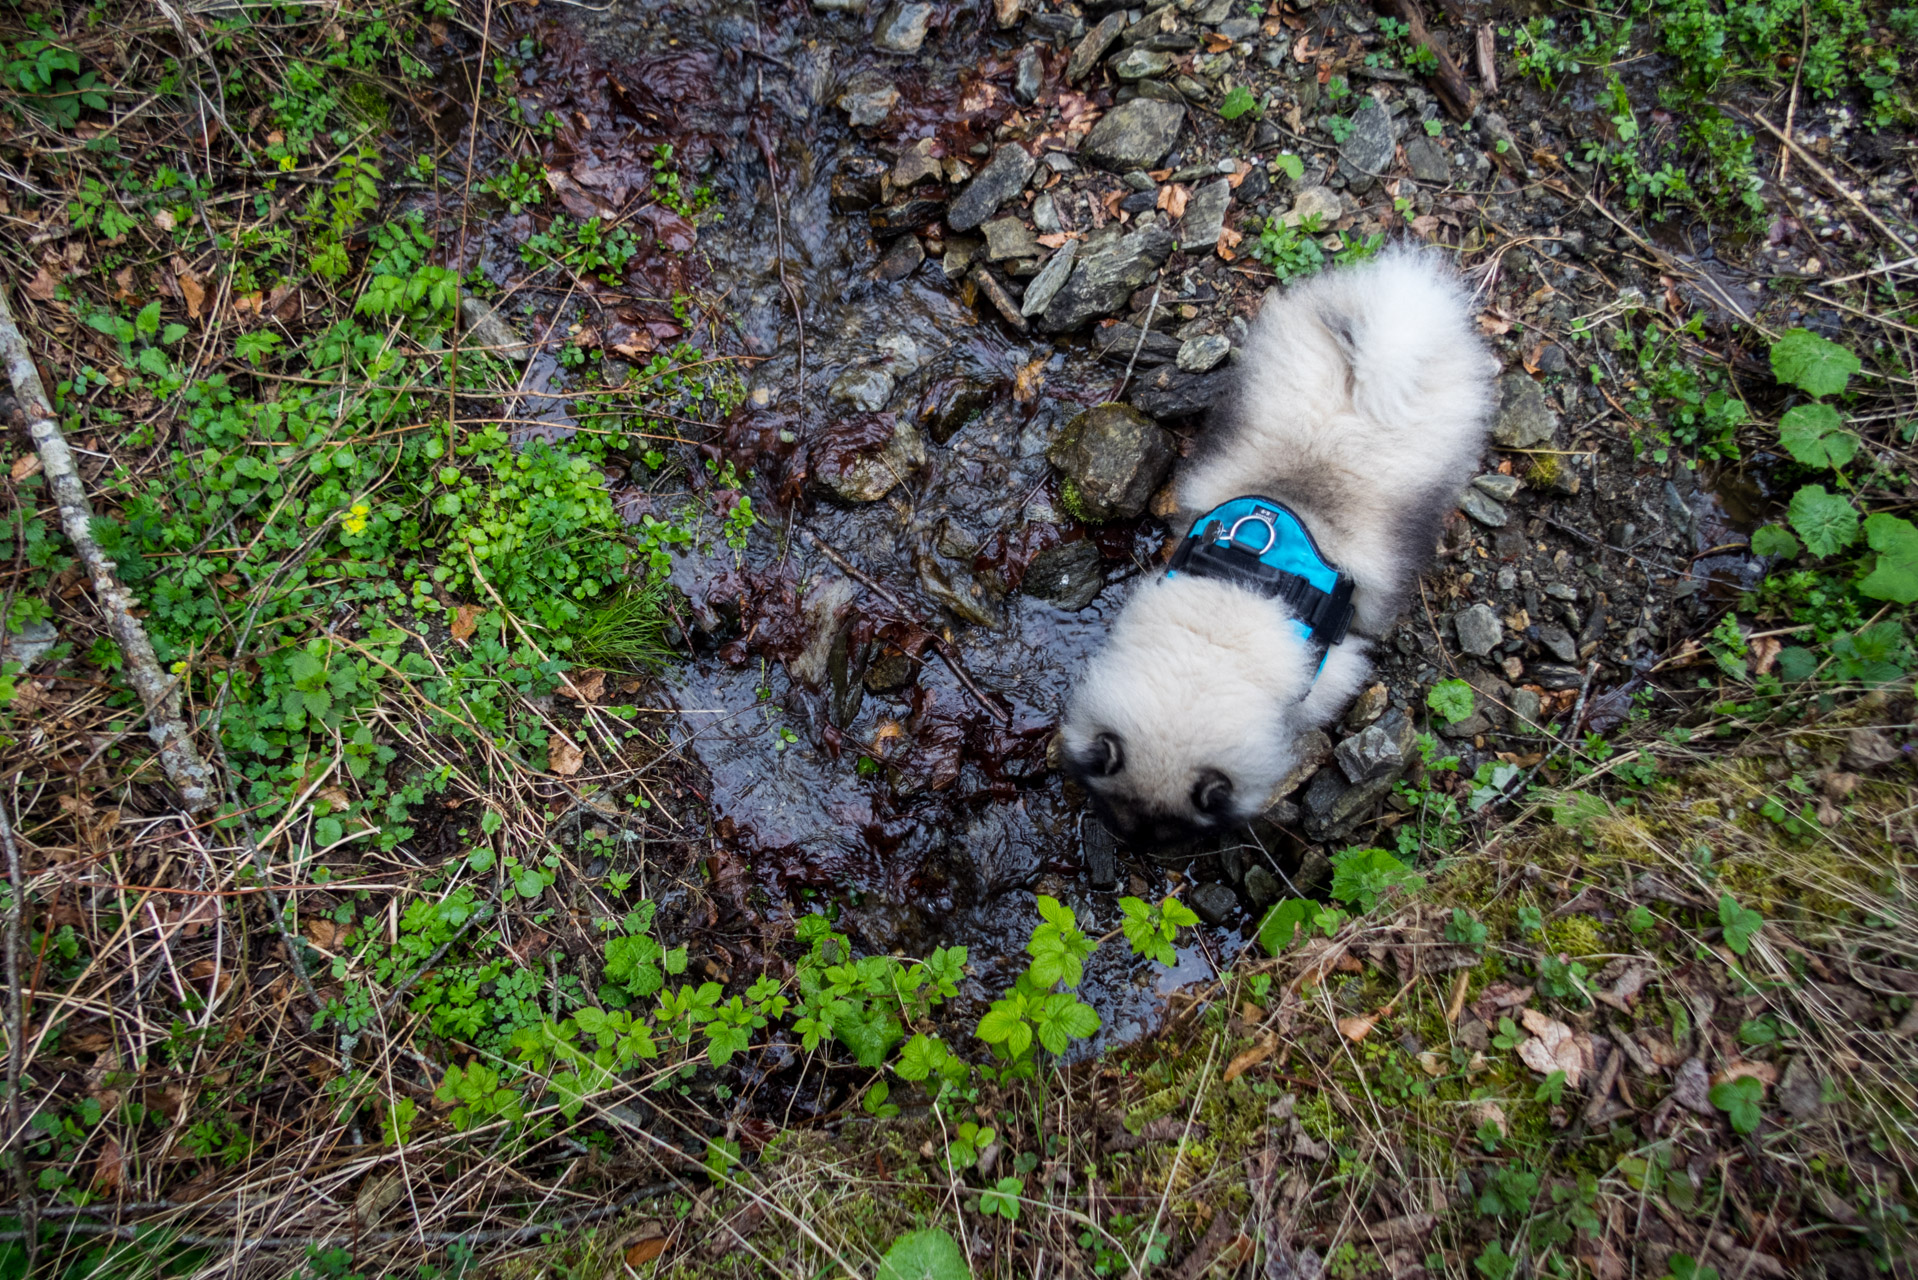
[1085,732,1124,777]
[1192,769,1234,816]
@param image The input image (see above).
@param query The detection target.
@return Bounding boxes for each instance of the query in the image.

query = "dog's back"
[1179,247,1495,634]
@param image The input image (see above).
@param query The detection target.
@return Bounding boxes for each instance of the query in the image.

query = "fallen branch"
[0,284,216,811]
[1370,0,1475,119]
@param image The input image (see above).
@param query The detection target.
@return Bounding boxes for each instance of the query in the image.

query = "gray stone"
[1266,728,1332,805]
[1336,722,1407,784]
[891,139,941,189]
[1472,473,1521,501]
[819,421,928,502]
[873,1,933,52]
[1544,581,1579,602]
[1777,1055,1827,1119]
[1339,99,1398,177]
[864,651,916,693]
[1176,333,1230,373]
[1188,881,1240,926]
[1282,184,1341,228]
[948,143,1037,232]
[459,294,533,363]
[969,265,1028,331]
[1014,45,1044,102]
[1492,371,1560,449]
[1672,1057,1716,1117]
[1844,727,1900,771]
[1084,817,1121,888]
[0,617,57,668]
[1111,46,1174,79]
[940,235,982,279]
[876,235,924,280]
[1455,604,1503,658]
[1032,191,1062,234]
[1302,768,1398,842]
[1128,365,1226,417]
[1218,15,1259,39]
[1538,624,1578,664]
[1020,240,1078,317]
[1046,402,1176,521]
[836,73,899,127]
[1345,682,1388,729]
[1510,686,1542,728]
[1458,488,1508,527]
[1082,98,1186,171]
[1023,539,1105,609]
[1122,169,1157,191]
[1173,74,1208,101]
[1039,223,1175,331]
[982,215,1041,261]
[1067,10,1126,83]
[915,553,1001,627]
[1179,176,1231,251]
[813,0,867,10]
[1403,133,1449,184]
[1244,865,1282,909]
[1537,343,1570,375]
[1193,0,1233,23]
[829,366,896,412]
[790,578,857,689]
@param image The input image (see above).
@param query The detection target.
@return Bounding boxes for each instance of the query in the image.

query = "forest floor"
[0,0,1916,1277]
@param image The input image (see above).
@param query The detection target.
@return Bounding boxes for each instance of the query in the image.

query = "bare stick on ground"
[0,284,216,811]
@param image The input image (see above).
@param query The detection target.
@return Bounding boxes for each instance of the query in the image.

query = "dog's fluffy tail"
[1303,245,1487,429]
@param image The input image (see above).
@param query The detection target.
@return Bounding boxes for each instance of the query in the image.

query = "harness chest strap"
[1164,496,1356,667]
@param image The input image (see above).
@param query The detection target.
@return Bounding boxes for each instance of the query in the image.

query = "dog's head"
[1060,575,1320,848]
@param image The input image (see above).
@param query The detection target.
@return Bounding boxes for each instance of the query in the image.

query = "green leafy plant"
[1329,847,1423,913]
[1427,679,1475,724]
[1118,895,1199,966]
[876,1229,969,1280]
[1709,1075,1764,1135]
[1219,85,1259,119]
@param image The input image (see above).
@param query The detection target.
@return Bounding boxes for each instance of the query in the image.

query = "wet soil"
[462,0,1819,1057]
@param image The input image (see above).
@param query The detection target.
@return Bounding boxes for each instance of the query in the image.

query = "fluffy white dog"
[1061,248,1495,845]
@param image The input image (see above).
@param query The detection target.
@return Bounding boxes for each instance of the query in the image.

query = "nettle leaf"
[1786,484,1859,558]
[1859,513,1918,605]
[1748,524,1800,559]
[1778,403,1858,469]
[1769,327,1859,399]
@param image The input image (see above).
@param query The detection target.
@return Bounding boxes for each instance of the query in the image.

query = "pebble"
[1178,176,1232,251]
[1037,222,1175,331]
[1455,603,1503,657]
[873,1,933,52]
[1067,11,1126,83]
[1282,184,1342,228]
[1335,717,1410,784]
[1111,46,1174,79]
[1338,99,1399,178]
[876,236,924,280]
[1122,169,1157,191]
[1188,881,1240,927]
[829,366,896,412]
[1403,133,1449,184]
[1538,624,1579,664]
[1032,191,1062,233]
[1014,45,1044,102]
[1544,582,1578,602]
[1046,402,1176,521]
[1022,539,1105,610]
[1176,333,1230,373]
[835,73,898,127]
[1020,239,1078,317]
[1082,98,1187,171]
[891,138,941,189]
[1493,370,1560,449]
[819,421,928,502]
[1510,687,1542,727]
[1472,473,1522,501]
[968,265,1028,330]
[982,215,1041,261]
[1457,488,1508,527]
[1345,682,1389,729]
[1218,15,1259,39]
[948,143,1037,232]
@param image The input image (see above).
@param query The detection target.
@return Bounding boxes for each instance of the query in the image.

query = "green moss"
[1060,477,1091,523]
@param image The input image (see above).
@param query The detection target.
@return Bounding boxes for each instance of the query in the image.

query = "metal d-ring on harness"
[1164,495,1357,671]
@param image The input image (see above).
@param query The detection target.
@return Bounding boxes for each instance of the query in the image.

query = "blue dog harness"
[1165,496,1356,668]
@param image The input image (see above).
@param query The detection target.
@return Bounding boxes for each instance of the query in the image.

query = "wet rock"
[1082,98,1186,171]
[1176,333,1230,373]
[1084,817,1121,888]
[968,265,1029,331]
[1047,402,1176,522]
[876,235,924,280]
[1023,539,1105,609]
[940,235,982,279]
[949,143,1037,232]
[1403,133,1449,184]
[1339,99,1399,180]
[982,215,1041,261]
[1188,881,1240,926]
[819,420,928,502]
[1532,662,1584,691]
[1111,46,1174,78]
[1473,473,1521,501]
[1128,364,1226,418]
[916,552,1002,627]
[1020,239,1078,317]
[830,157,889,211]
[458,294,533,363]
[830,366,896,412]
[1346,682,1389,729]
[836,73,899,127]
[870,198,943,234]
[1538,624,1578,664]
[789,578,857,688]
[891,138,942,189]
[1282,184,1342,228]
[1014,45,1044,102]
[814,0,867,10]
[1492,371,1560,449]
[1067,11,1126,82]
[1093,322,1182,365]
[916,374,996,443]
[863,651,916,693]
[1457,488,1508,527]
[1039,222,1175,331]
[873,1,933,52]
[1244,864,1282,909]
[1179,177,1231,251]
[1455,604,1502,657]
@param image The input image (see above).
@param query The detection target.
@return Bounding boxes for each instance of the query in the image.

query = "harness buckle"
[1223,509,1278,555]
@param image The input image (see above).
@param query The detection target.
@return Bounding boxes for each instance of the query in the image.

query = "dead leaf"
[1224,1036,1275,1081]
[316,786,350,812]
[1712,1059,1779,1088]
[1203,31,1232,51]
[93,1137,124,1193]
[1159,183,1190,219]
[111,266,137,301]
[1477,309,1514,336]
[1416,1051,1446,1077]
[303,918,340,950]
[1338,1013,1379,1042]
[153,208,176,232]
[559,669,606,703]
[612,328,657,359]
[1751,635,1781,676]
[1446,970,1471,1023]
[174,257,206,320]
[11,454,43,481]
[1517,1007,1587,1087]
[1012,357,1047,403]
[549,734,584,776]
[450,604,481,642]
[24,266,59,302]
[1473,1100,1507,1137]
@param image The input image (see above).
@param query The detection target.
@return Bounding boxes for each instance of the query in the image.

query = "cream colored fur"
[1061,247,1495,840]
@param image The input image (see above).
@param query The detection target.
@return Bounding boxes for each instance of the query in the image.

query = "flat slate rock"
[1022,539,1105,610]
[948,143,1037,232]
[1404,132,1450,184]
[1179,176,1231,251]
[1493,370,1560,448]
[1039,222,1175,331]
[1340,99,1399,177]
[1127,364,1226,418]
[1082,98,1186,171]
[1067,10,1125,82]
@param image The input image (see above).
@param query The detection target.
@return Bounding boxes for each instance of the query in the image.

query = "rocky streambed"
[514,0,1787,1052]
